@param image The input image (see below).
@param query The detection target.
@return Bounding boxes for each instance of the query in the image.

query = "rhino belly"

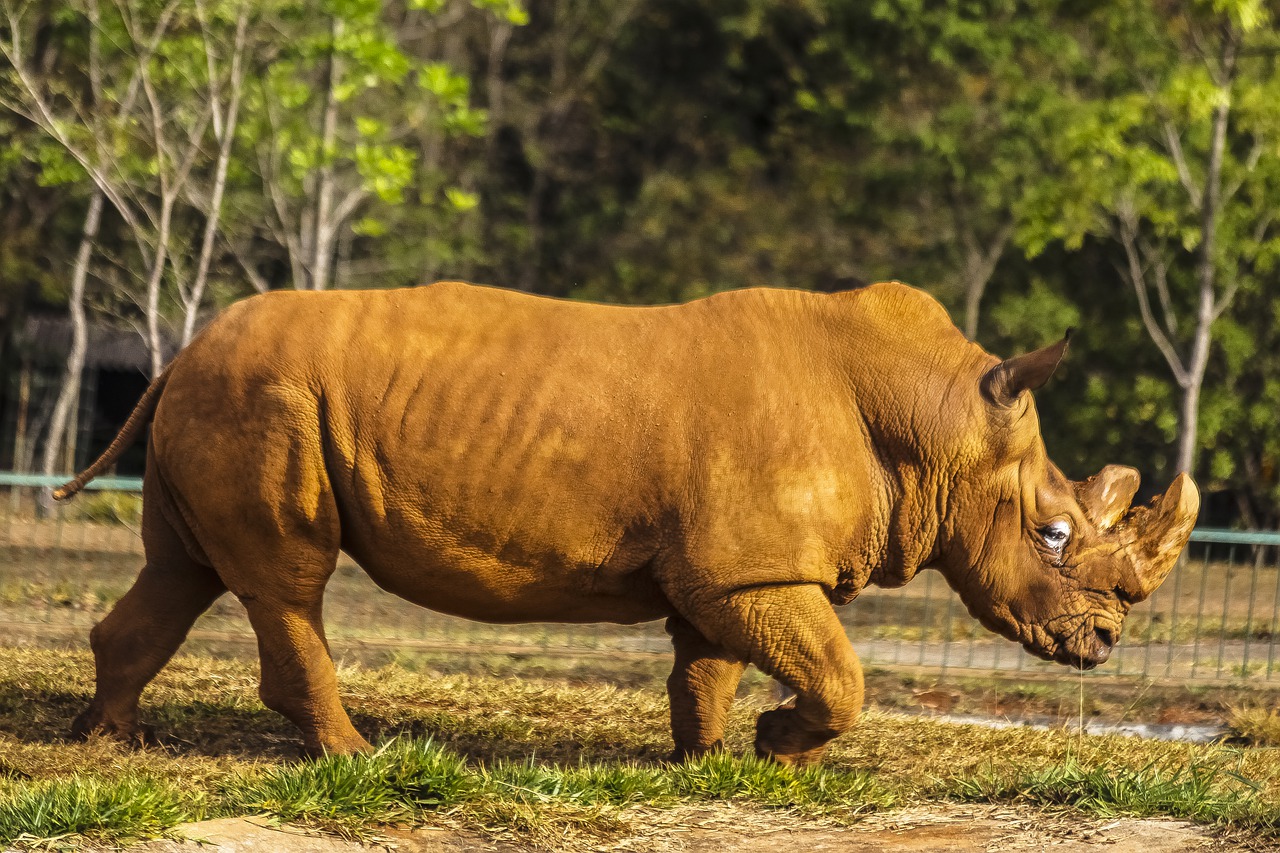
[340,516,674,625]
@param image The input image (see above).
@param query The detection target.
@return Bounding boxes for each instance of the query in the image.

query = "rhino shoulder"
[846,281,957,331]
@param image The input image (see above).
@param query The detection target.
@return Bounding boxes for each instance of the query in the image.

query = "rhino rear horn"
[1132,473,1201,599]
[1078,465,1141,530]
[981,331,1072,408]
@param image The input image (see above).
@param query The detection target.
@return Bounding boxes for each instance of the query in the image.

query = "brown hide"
[62,281,1199,763]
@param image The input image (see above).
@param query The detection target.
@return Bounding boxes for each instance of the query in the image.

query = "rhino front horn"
[1133,473,1201,598]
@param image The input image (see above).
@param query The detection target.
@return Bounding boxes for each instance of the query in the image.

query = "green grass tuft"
[486,760,670,807]
[0,774,191,846]
[948,757,1265,826]
[670,751,893,814]
[222,739,472,836]
[1229,706,1280,747]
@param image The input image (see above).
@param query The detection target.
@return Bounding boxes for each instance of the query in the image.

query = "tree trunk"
[1175,376,1200,478]
[41,190,103,477]
[12,360,31,472]
[955,211,1012,341]
[144,195,175,378]
[310,15,344,291]
[1173,59,1233,476]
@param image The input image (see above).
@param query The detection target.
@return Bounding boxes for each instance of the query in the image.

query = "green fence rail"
[0,472,143,491]
[1,471,1278,682]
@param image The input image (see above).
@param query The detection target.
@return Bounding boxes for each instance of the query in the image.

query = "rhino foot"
[754,706,834,766]
[71,705,157,747]
[667,738,726,764]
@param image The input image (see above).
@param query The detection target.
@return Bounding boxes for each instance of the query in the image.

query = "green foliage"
[4,0,1280,523]
[987,278,1081,350]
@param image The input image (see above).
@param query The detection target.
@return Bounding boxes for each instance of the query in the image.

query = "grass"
[222,739,475,837]
[2,648,1280,848]
[948,758,1271,827]
[1229,706,1280,747]
[0,774,190,847]
[67,491,144,527]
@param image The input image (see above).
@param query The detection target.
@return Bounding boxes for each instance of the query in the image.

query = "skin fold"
[58,281,1200,764]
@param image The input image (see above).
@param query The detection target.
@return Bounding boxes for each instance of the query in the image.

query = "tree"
[0,0,253,376]
[805,0,1077,339]
[228,0,496,293]
[1021,0,1280,477]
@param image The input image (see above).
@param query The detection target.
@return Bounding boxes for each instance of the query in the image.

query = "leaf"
[445,188,479,211]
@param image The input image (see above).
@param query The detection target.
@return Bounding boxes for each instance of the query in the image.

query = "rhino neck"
[857,444,949,592]
[820,284,989,594]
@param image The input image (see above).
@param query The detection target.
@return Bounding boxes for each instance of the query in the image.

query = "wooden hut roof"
[20,315,180,371]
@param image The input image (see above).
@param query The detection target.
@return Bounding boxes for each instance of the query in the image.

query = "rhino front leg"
[685,584,863,765]
[666,616,746,760]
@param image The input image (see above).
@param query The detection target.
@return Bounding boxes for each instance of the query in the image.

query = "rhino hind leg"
[683,584,864,765]
[73,509,226,745]
[241,584,372,757]
[666,616,747,760]
[212,532,369,757]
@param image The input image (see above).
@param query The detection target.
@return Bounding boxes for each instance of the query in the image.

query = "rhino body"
[61,281,1198,763]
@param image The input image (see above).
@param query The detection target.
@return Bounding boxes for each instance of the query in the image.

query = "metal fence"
[2,472,1279,683]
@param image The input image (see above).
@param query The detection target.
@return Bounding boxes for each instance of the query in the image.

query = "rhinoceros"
[57,280,1198,764]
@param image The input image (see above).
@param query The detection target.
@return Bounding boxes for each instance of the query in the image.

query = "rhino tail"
[52,365,173,502]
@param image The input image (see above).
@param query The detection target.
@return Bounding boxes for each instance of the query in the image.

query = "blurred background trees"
[1,0,1277,526]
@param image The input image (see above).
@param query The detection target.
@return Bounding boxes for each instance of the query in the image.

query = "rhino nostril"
[1094,626,1115,650]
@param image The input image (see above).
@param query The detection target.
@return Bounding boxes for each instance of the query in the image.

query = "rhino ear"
[981,330,1072,408]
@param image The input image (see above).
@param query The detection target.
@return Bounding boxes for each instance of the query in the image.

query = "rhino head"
[937,335,1200,669]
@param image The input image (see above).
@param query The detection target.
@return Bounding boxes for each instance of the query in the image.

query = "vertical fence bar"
[1114,620,1125,675]
[51,499,66,574]
[1191,543,1212,679]
[1165,548,1186,674]
[1141,567,1159,679]
[871,587,883,635]
[1243,547,1261,676]
[894,584,910,665]
[1216,546,1236,679]
[964,603,977,669]
[1268,546,1280,680]
[917,572,934,667]
[940,593,956,677]
[3,486,16,576]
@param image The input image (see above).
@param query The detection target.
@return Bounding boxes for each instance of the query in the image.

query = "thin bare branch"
[183,3,250,345]
[1159,120,1203,207]
[1137,233,1177,338]
[1223,133,1265,203]
[1114,205,1189,387]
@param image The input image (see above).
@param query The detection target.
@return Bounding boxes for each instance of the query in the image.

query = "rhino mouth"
[1040,622,1115,670]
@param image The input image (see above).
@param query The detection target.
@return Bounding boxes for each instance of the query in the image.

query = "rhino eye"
[1040,520,1072,551]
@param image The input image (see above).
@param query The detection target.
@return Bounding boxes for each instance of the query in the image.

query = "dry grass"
[1229,707,1280,747]
[1,646,1280,848]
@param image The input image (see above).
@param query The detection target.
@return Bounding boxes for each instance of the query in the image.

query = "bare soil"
[128,804,1239,853]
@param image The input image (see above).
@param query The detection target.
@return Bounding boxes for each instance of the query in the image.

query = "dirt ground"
[126,804,1241,853]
